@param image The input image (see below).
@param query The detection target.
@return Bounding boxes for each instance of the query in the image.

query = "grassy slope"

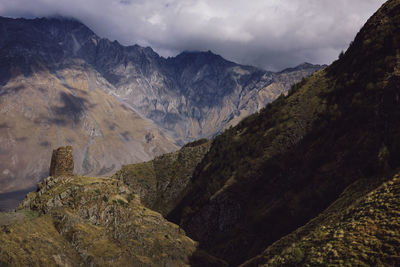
[168,0,400,265]
[0,175,197,266]
[242,172,400,266]
[113,140,211,216]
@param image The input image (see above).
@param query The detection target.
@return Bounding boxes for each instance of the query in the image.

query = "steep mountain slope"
[242,172,400,266]
[0,16,322,144]
[0,16,321,211]
[167,0,400,265]
[113,139,211,216]
[0,62,177,203]
[94,48,322,142]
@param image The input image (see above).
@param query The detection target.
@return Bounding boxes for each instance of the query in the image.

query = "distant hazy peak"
[278,62,326,73]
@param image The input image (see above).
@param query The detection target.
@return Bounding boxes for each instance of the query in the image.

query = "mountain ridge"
[0,15,323,142]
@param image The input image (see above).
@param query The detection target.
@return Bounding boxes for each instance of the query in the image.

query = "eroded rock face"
[49,146,74,177]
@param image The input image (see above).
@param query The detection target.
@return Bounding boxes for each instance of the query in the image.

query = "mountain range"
[0,16,322,210]
[2,0,399,265]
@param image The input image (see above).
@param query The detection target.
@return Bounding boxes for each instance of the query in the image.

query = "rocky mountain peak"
[170,50,234,67]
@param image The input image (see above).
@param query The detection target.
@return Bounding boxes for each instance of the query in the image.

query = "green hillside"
[112,140,210,216]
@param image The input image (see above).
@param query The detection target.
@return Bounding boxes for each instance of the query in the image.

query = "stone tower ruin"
[49,146,74,177]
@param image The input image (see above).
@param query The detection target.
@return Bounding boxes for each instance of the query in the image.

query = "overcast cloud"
[0,0,386,70]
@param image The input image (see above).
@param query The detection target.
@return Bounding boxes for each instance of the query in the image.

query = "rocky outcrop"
[9,174,197,266]
[49,146,74,177]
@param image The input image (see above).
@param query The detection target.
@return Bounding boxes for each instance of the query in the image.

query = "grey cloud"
[0,0,386,70]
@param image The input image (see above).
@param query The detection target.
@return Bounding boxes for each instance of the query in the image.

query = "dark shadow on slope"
[0,85,25,97]
[40,141,51,147]
[189,249,229,267]
[53,92,86,123]
[33,91,94,127]
[120,131,131,142]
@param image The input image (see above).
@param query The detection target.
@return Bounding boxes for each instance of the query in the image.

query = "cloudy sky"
[0,0,386,70]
